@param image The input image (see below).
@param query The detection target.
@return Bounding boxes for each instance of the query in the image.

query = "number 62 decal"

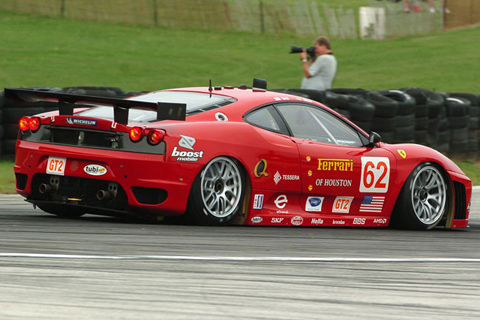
[360,157,390,193]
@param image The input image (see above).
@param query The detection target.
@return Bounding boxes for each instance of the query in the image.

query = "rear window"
[77,91,236,122]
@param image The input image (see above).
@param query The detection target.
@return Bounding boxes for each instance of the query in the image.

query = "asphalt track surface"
[1,190,480,320]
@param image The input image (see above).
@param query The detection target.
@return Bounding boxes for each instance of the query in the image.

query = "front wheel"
[187,157,245,225]
[391,163,449,230]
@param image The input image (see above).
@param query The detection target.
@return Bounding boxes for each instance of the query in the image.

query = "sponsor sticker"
[311,218,324,225]
[254,159,269,178]
[178,135,196,150]
[305,196,324,212]
[271,217,284,224]
[315,179,352,187]
[253,194,264,209]
[273,171,300,184]
[171,135,204,162]
[251,216,263,224]
[291,216,303,226]
[360,157,390,193]
[66,118,97,126]
[274,195,288,209]
[84,164,107,176]
[317,158,353,171]
[46,156,66,176]
[274,171,281,184]
[332,196,353,213]
[360,195,385,213]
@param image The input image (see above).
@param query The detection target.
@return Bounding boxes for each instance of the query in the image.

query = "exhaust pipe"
[39,183,52,194]
[96,189,112,201]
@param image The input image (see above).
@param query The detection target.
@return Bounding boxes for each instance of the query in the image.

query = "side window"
[244,105,282,133]
[276,103,363,147]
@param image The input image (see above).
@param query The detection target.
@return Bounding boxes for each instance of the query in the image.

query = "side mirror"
[368,131,381,147]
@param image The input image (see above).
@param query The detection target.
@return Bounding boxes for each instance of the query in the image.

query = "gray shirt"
[301,54,337,90]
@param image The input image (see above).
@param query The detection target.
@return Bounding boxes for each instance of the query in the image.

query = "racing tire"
[37,204,86,218]
[391,163,449,230]
[187,157,246,226]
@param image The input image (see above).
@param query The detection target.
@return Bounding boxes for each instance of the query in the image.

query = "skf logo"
[317,159,353,171]
[397,150,407,159]
[254,159,269,178]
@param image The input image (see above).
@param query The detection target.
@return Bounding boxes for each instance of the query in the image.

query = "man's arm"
[300,50,312,78]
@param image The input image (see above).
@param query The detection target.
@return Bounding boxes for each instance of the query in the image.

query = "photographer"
[299,36,337,91]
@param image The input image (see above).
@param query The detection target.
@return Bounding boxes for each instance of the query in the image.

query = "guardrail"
[1,86,479,160]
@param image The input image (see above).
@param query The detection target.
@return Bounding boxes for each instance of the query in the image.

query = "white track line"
[0,253,479,262]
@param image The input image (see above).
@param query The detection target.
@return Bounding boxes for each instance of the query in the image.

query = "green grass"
[0,11,479,193]
[1,11,479,93]
[0,161,15,193]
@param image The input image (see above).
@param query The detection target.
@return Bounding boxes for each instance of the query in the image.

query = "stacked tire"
[1,87,62,156]
[0,90,4,156]
[445,97,470,158]
[0,86,128,157]
[329,89,398,143]
[399,88,448,152]
[374,90,416,144]
[448,93,480,159]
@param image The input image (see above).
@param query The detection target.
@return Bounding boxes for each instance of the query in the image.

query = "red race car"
[10,80,471,230]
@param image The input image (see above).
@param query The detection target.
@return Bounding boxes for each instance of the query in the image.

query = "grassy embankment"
[0,11,479,192]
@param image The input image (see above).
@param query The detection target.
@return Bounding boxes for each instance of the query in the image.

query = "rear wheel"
[187,157,245,225]
[392,163,449,230]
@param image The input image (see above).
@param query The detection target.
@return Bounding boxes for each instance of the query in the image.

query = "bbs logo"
[353,218,366,225]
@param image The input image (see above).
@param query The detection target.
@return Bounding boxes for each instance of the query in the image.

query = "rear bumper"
[14,140,200,218]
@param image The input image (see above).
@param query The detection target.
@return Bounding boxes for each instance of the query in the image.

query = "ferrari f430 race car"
[10,80,471,230]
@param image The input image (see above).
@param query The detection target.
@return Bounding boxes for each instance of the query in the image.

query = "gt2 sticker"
[332,196,353,213]
[47,156,66,176]
[360,157,390,193]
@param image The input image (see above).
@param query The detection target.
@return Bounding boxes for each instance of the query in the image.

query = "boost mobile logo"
[178,135,196,150]
[172,135,204,161]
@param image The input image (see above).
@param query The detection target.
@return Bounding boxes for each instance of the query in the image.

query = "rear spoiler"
[4,88,186,125]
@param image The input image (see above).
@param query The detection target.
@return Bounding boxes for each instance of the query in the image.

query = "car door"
[275,102,397,223]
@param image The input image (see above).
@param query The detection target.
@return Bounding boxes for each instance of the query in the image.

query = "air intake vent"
[453,181,467,220]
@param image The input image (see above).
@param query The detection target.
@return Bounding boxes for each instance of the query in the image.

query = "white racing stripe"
[0,253,480,262]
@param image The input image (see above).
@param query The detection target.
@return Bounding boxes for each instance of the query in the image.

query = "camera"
[290,46,315,59]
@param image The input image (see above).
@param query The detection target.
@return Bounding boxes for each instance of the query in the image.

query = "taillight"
[147,130,165,145]
[19,116,41,132]
[29,117,41,131]
[19,117,30,131]
[129,127,143,142]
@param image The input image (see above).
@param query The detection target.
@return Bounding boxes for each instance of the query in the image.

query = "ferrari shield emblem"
[397,150,407,159]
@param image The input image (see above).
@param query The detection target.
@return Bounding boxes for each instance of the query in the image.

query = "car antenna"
[208,79,213,98]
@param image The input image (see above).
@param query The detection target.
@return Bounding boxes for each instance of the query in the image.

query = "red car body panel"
[12,86,471,228]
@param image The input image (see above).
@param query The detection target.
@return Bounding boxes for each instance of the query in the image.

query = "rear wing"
[4,88,186,124]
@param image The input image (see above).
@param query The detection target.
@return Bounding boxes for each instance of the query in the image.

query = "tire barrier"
[0,86,129,158]
[2,87,480,160]
[274,87,480,160]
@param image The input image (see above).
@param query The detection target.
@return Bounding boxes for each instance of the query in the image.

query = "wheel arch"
[186,154,252,225]
[390,160,454,229]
